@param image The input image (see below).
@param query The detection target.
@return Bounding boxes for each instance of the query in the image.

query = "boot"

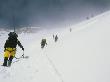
[8,56,13,66]
[8,60,12,67]
[3,57,8,66]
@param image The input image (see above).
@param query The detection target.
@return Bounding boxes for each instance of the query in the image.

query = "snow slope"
[0,10,110,82]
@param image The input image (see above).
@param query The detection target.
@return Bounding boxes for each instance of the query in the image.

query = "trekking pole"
[22,50,24,58]
[15,50,24,59]
[22,50,29,59]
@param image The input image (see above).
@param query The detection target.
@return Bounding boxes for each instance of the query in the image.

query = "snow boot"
[8,60,12,67]
[8,56,13,66]
[3,57,8,66]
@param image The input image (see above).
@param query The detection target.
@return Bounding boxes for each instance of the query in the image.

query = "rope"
[45,54,64,82]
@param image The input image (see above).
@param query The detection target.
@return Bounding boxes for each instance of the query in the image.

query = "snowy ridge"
[71,10,110,32]
[0,10,110,82]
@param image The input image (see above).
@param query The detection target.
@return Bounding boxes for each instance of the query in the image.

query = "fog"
[0,0,110,29]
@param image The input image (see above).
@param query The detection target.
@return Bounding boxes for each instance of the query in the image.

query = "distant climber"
[41,39,47,49]
[3,32,24,67]
[70,28,72,32]
[55,35,58,42]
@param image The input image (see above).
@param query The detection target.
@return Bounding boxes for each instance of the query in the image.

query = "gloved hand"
[22,48,24,51]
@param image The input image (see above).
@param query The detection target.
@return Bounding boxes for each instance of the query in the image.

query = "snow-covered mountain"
[0,10,110,82]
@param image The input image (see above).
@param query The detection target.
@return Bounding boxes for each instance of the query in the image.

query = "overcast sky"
[0,0,110,29]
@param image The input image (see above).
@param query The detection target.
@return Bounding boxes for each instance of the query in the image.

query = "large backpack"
[5,32,18,48]
[8,32,18,38]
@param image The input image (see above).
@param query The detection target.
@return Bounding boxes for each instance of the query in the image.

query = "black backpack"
[4,32,18,48]
[8,32,18,38]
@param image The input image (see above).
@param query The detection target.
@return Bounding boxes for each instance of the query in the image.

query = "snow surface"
[0,10,110,82]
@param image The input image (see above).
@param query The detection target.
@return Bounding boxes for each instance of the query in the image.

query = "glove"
[22,48,24,51]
